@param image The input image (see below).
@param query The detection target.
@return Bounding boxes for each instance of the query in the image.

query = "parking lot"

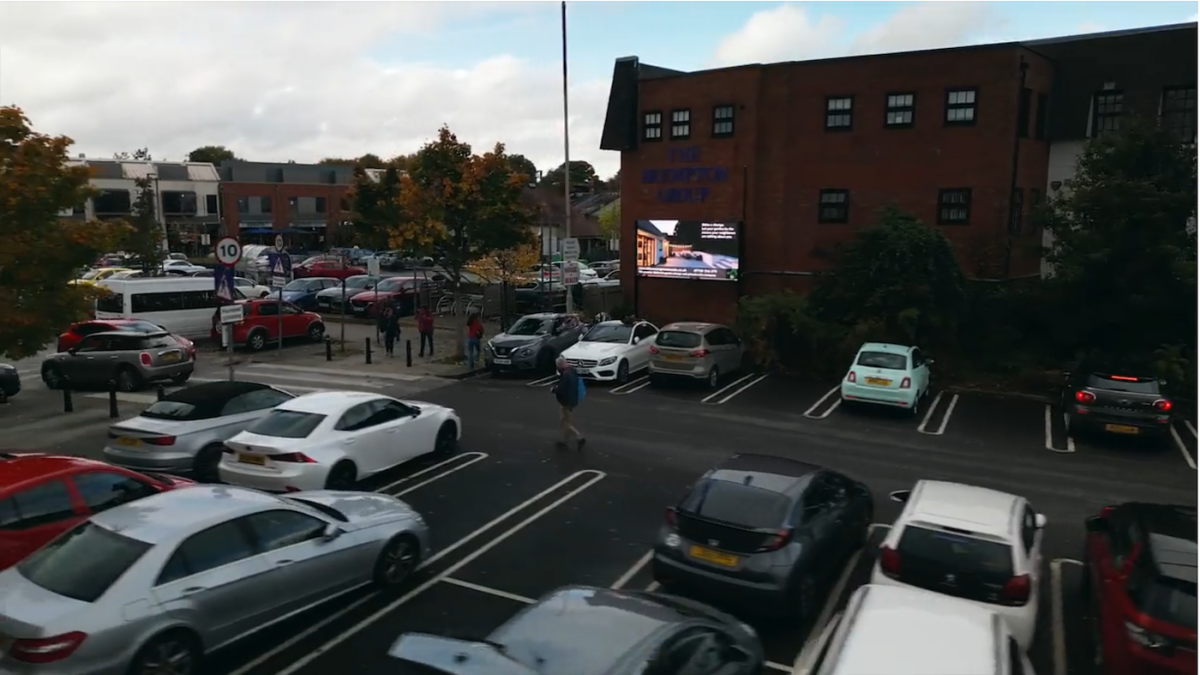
[5,367,1196,675]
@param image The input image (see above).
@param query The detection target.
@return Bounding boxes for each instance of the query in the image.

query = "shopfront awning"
[240,227,274,235]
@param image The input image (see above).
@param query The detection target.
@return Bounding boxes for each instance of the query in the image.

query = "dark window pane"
[680,480,792,529]
[247,410,326,439]
[17,522,151,602]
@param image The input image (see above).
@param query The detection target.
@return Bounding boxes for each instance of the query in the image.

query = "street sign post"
[215,237,242,266]
[268,252,292,356]
[220,304,244,325]
[562,261,580,286]
[561,237,579,262]
[213,265,237,303]
[366,256,381,277]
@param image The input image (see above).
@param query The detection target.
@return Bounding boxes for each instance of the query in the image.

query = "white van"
[96,277,246,339]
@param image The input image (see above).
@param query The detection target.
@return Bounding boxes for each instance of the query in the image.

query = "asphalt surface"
[3,362,1196,675]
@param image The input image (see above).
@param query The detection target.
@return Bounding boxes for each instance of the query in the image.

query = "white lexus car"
[558,319,659,384]
[219,391,461,492]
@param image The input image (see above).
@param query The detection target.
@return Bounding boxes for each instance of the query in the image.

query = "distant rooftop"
[67,158,220,182]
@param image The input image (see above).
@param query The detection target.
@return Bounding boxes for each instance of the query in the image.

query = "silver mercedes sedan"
[0,485,430,675]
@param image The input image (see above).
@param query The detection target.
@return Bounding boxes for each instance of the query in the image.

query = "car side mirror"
[1084,516,1108,534]
[632,336,640,344]
[577,334,584,342]
[888,490,911,504]
[1035,513,1047,529]
[67,348,78,356]
[322,524,343,541]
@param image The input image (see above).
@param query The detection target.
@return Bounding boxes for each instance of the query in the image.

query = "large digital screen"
[636,220,740,281]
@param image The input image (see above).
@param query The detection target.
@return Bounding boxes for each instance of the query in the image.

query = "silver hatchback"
[648,322,745,389]
[42,331,193,393]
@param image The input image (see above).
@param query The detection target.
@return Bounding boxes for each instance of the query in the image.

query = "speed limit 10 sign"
[215,237,242,266]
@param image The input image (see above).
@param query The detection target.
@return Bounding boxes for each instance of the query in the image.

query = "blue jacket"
[555,367,581,407]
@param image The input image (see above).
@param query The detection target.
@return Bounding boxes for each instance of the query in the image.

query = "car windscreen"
[1088,374,1160,395]
[118,321,163,334]
[1130,576,1197,630]
[140,400,201,420]
[896,526,1014,577]
[283,280,316,292]
[247,410,326,438]
[857,351,908,370]
[376,278,407,292]
[344,276,374,289]
[508,317,551,336]
[583,324,632,344]
[137,335,181,350]
[656,331,702,349]
[679,480,792,529]
[17,522,151,603]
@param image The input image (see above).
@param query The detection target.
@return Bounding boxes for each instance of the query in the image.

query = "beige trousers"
[559,405,581,443]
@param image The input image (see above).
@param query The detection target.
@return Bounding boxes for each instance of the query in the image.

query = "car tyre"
[170,371,191,384]
[788,576,817,620]
[616,360,630,384]
[127,629,202,675]
[433,422,458,458]
[373,534,420,590]
[246,330,267,352]
[42,364,63,390]
[324,461,357,490]
[193,443,226,483]
[116,366,141,393]
[707,367,720,390]
[910,392,921,417]
[308,323,325,342]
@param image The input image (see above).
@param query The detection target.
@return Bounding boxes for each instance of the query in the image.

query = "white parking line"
[700,372,756,404]
[273,470,607,675]
[764,661,792,673]
[798,523,890,662]
[1044,404,1076,453]
[803,386,842,419]
[917,392,960,435]
[376,452,489,494]
[1169,425,1196,469]
[705,373,768,405]
[227,470,604,675]
[644,580,661,592]
[610,375,650,395]
[610,549,654,590]
[527,374,559,387]
[439,577,537,605]
[1186,420,1198,438]
[1051,558,1084,675]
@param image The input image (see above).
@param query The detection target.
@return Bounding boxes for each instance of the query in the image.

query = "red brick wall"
[619,45,1054,324]
[219,182,352,241]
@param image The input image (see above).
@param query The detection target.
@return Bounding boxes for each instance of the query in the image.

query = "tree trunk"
[451,277,465,359]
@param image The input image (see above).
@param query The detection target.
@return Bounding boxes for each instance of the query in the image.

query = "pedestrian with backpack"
[552,355,586,451]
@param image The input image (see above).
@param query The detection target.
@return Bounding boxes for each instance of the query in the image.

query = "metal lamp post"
[561,0,574,314]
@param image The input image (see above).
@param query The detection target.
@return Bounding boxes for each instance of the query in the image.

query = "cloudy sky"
[0,1,1193,181]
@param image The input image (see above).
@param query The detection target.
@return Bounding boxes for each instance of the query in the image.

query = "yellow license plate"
[238,453,266,465]
[1105,424,1140,435]
[865,377,892,386]
[161,352,181,363]
[689,545,739,567]
[117,437,142,447]
[662,354,686,362]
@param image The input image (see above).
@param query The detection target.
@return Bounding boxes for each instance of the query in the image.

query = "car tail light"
[1154,399,1172,412]
[144,436,176,446]
[847,371,857,383]
[688,349,709,358]
[1100,505,1115,518]
[1110,375,1139,381]
[1075,390,1096,404]
[273,452,316,463]
[665,507,678,529]
[649,346,659,355]
[139,352,152,366]
[899,377,912,389]
[758,528,793,552]
[10,632,88,664]
[879,545,901,577]
[1001,574,1032,605]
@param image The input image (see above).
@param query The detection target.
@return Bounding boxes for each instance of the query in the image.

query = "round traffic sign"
[215,237,242,266]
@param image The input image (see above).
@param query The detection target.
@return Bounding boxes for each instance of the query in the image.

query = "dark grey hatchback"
[653,454,873,618]
[390,585,763,675]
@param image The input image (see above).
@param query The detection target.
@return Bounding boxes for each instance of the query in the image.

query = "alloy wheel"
[616,361,629,384]
[381,539,418,586]
[137,639,195,675]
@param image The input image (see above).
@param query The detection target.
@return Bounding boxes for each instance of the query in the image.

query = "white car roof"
[828,585,1002,675]
[280,391,385,414]
[903,480,1021,540]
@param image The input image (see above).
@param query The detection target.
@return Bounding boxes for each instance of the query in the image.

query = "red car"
[348,277,431,317]
[58,319,197,361]
[295,258,366,280]
[1084,502,1197,675]
[0,452,194,570]
[212,298,326,351]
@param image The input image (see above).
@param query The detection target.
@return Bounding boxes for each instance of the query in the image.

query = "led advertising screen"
[636,220,740,281]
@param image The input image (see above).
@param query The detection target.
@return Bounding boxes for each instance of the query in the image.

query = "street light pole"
[561,0,574,314]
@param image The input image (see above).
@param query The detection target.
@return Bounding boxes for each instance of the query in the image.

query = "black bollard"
[108,380,119,419]
[406,339,413,368]
[325,337,333,361]
[62,378,73,413]
[156,384,166,401]
[0,389,6,405]
[365,338,372,365]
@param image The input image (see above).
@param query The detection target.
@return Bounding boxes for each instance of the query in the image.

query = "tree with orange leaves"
[395,125,536,357]
[0,106,131,359]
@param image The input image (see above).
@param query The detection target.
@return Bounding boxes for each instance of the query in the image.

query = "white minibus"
[96,277,245,339]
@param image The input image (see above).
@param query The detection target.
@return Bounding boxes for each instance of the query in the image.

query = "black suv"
[1062,369,1175,440]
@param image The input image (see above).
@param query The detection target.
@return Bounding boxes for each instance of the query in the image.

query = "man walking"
[384,304,400,357]
[416,305,435,357]
[551,356,586,451]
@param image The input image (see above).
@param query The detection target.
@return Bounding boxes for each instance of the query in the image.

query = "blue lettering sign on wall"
[641,146,731,204]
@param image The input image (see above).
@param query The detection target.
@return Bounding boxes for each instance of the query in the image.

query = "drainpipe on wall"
[1002,56,1029,280]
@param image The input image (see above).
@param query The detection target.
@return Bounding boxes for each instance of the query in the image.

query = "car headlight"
[486,340,494,351]
[599,356,617,366]
[518,348,533,357]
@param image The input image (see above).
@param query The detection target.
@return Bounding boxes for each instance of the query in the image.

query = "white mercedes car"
[219,391,461,492]
[558,319,659,384]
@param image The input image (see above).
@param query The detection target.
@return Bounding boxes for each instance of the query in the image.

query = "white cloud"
[0,2,616,178]
[712,2,999,67]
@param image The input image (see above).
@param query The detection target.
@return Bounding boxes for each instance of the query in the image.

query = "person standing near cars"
[466,313,484,370]
[417,305,435,357]
[384,305,400,357]
[552,355,586,451]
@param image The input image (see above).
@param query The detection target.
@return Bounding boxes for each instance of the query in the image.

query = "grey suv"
[42,331,194,392]
[486,313,586,374]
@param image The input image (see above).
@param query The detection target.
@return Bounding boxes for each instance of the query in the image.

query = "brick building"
[600,23,1197,325]
[216,161,363,250]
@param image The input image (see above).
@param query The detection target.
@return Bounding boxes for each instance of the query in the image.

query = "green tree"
[0,106,130,359]
[538,160,598,192]
[1041,116,1197,368]
[602,170,621,191]
[597,200,620,241]
[399,126,536,357]
[187,145,237,164]
[321,153,389,169]
[506,153,538,185]
[113,148,152,161]
[123,177,166,272]
[810,206,968,349]
[346,166,402,251]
